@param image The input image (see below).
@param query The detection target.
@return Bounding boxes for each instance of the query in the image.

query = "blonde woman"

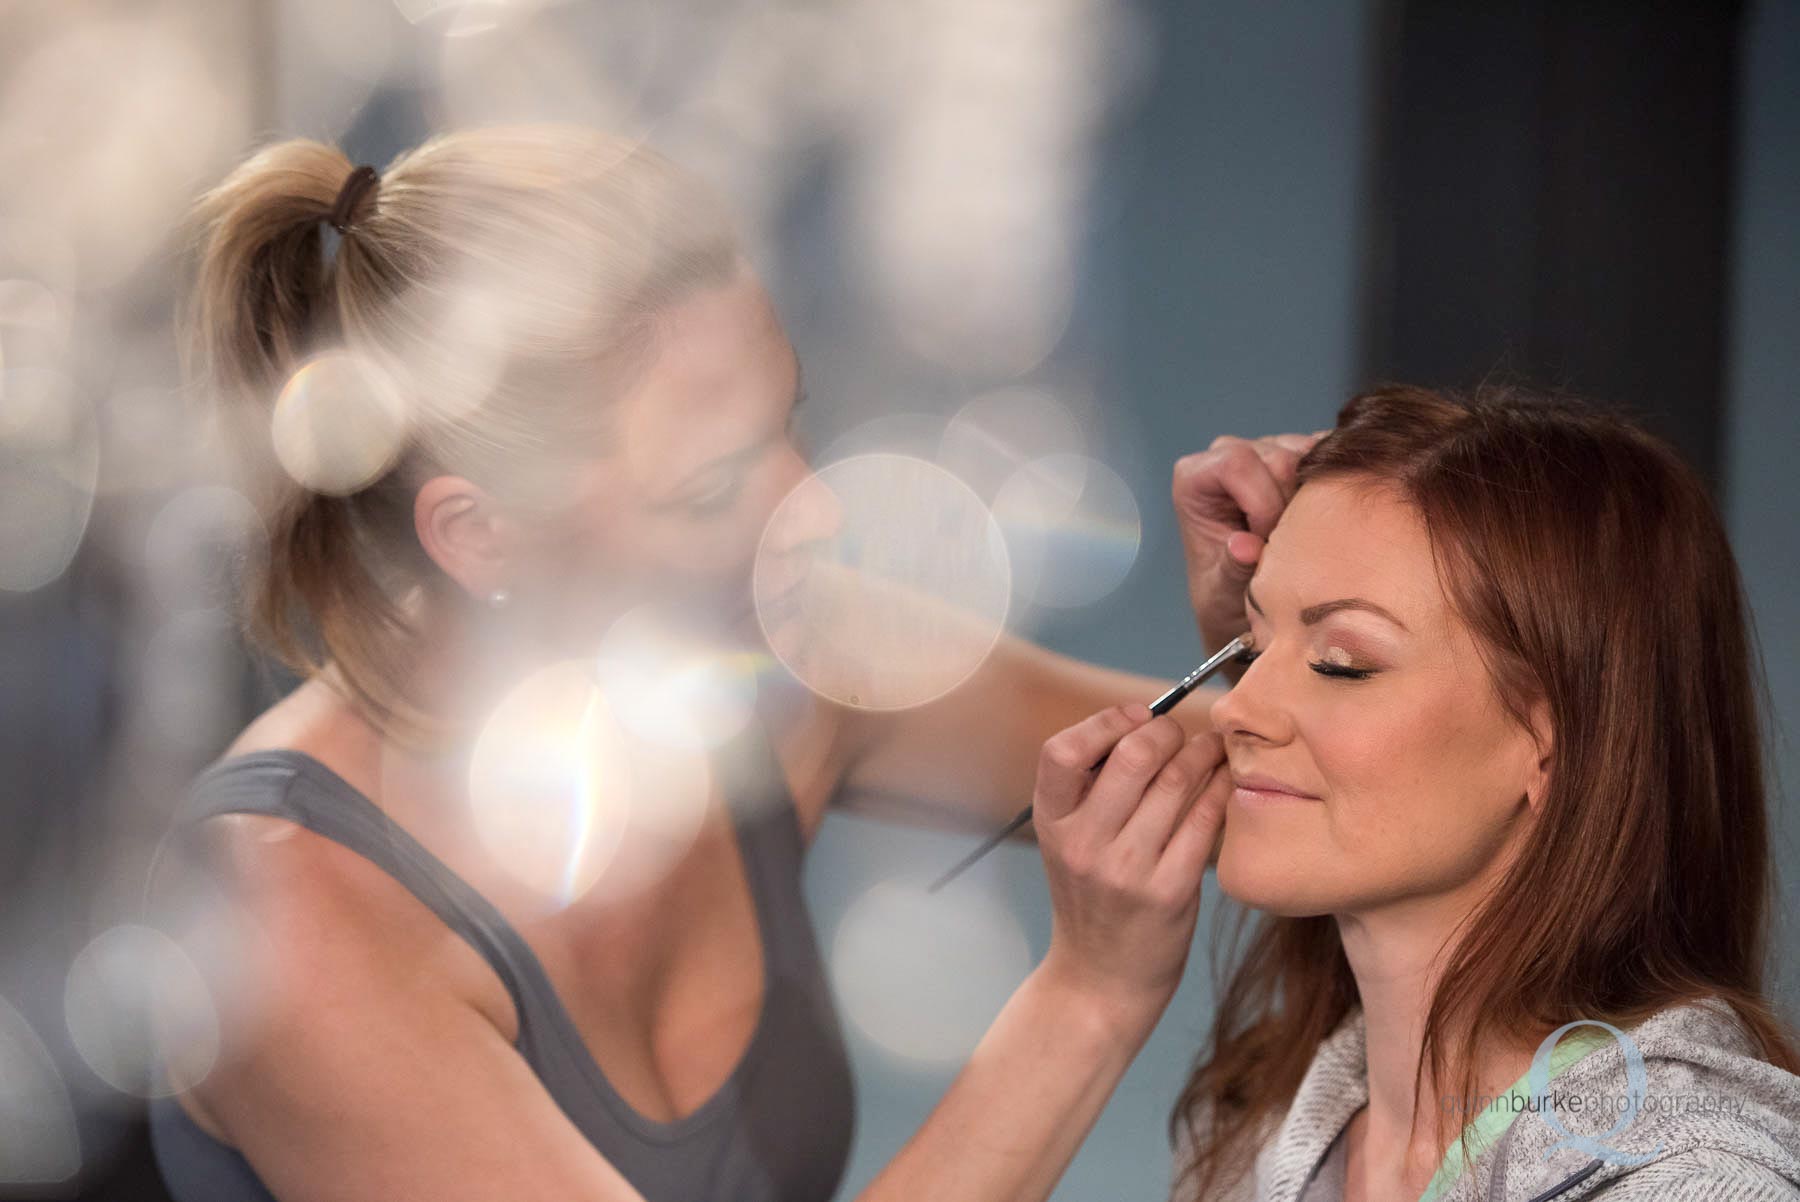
[148,126,1308,1201]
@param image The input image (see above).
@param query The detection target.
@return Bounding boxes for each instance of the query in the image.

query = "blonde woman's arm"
[854,703,1229,1202]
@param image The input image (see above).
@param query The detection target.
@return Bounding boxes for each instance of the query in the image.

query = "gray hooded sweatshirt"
[1172,996,1800,1200]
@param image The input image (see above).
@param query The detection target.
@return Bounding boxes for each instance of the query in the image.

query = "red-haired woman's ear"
[1523,697,1554,812]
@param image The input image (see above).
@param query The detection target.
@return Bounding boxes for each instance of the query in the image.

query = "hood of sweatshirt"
[1220,995,1800,1202]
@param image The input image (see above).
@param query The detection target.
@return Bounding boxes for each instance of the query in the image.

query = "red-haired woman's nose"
[1209,652,1289,746]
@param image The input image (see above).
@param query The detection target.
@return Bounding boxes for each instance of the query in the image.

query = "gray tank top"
[147,712,856,1202]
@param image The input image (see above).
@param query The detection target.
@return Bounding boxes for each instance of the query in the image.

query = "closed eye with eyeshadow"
[1240,583,1387,682]
[1235,645,1377,681]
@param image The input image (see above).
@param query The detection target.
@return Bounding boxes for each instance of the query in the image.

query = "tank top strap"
[162,748,553,1035]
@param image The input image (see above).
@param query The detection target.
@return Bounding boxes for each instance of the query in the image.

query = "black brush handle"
[925,635,1250,892]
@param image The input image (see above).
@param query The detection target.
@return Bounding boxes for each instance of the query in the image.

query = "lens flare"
[840,0,1132,375]
[0,13,240,288]
[468,660,713,911]
[288,0,402,91]
[383,277,516,427]
[104,386,197,496]
[992,453,1141,609]
[0,366,97,593]
[270,353,409,496]
[593,606,763,753]
[63,924,221,1099]
[433,0,667,132]
[829,880,1030,1066]
[0,996,81,1184]
[140,610,241,753]
[0,279,66,347]
[815,412,950,468]
[142,485,263,615]
[937,387,1088,501]
[754,454,1011,710]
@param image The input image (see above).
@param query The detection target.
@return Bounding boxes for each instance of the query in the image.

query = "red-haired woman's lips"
[1229,771,1321,802]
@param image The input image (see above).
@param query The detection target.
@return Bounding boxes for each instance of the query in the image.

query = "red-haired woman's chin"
[1214,830,1342,918]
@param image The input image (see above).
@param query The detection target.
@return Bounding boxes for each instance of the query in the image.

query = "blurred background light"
[63,924,221,1100]
[0,365,98,593]
[0,8,243,291]
[593,605,764,754]
[433,0,651,131]
[937,388,1090,502]
[992,453,1141,610]
[467,659,714,911]
[829,879,1031,1066]
[140,610,243,755]
[814,412,951,468]
[270,353,410,496]
[755,453,1011,710]
[278,0,404,137]
[840,0,1139,378]
[0,994,82,1184]
[141,485,264,616]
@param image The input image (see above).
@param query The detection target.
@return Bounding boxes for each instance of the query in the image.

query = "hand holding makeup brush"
[1172,430,1328,656]
[1032,702,1232,1018]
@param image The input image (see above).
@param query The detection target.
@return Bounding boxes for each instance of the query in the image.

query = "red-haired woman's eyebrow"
[1246,585,1409,632]
[1299,597,1409,630]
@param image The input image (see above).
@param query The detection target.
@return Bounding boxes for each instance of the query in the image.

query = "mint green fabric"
[1415,1027,1613,1201]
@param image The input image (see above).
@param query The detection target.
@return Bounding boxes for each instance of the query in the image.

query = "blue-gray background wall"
[798,2,1799,1199]
[1726,0,1800,1023]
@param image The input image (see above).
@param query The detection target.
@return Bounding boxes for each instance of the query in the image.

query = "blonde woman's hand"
[1032,704,1232,1023]
[1172,431,1326,653]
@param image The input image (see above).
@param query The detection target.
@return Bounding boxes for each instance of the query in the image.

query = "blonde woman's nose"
[765,461,842,554]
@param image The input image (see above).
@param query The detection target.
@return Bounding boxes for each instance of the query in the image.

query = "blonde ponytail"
[179,127,741,744]
[182,139,359,418]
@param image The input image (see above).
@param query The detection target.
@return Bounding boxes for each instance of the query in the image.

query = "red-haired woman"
[1169,385,1800,1201]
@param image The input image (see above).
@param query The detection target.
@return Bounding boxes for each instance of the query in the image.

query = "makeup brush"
[926,634,1253,892]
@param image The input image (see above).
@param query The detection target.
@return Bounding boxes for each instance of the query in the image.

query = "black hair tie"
[328,165,380,234]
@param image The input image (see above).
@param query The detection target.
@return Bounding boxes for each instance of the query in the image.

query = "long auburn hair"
[1171,383,1797,1195]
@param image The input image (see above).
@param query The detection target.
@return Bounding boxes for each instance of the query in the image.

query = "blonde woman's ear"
[412,475,513,602]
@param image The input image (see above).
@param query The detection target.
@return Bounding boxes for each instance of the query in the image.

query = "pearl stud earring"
[487,588,511,609]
